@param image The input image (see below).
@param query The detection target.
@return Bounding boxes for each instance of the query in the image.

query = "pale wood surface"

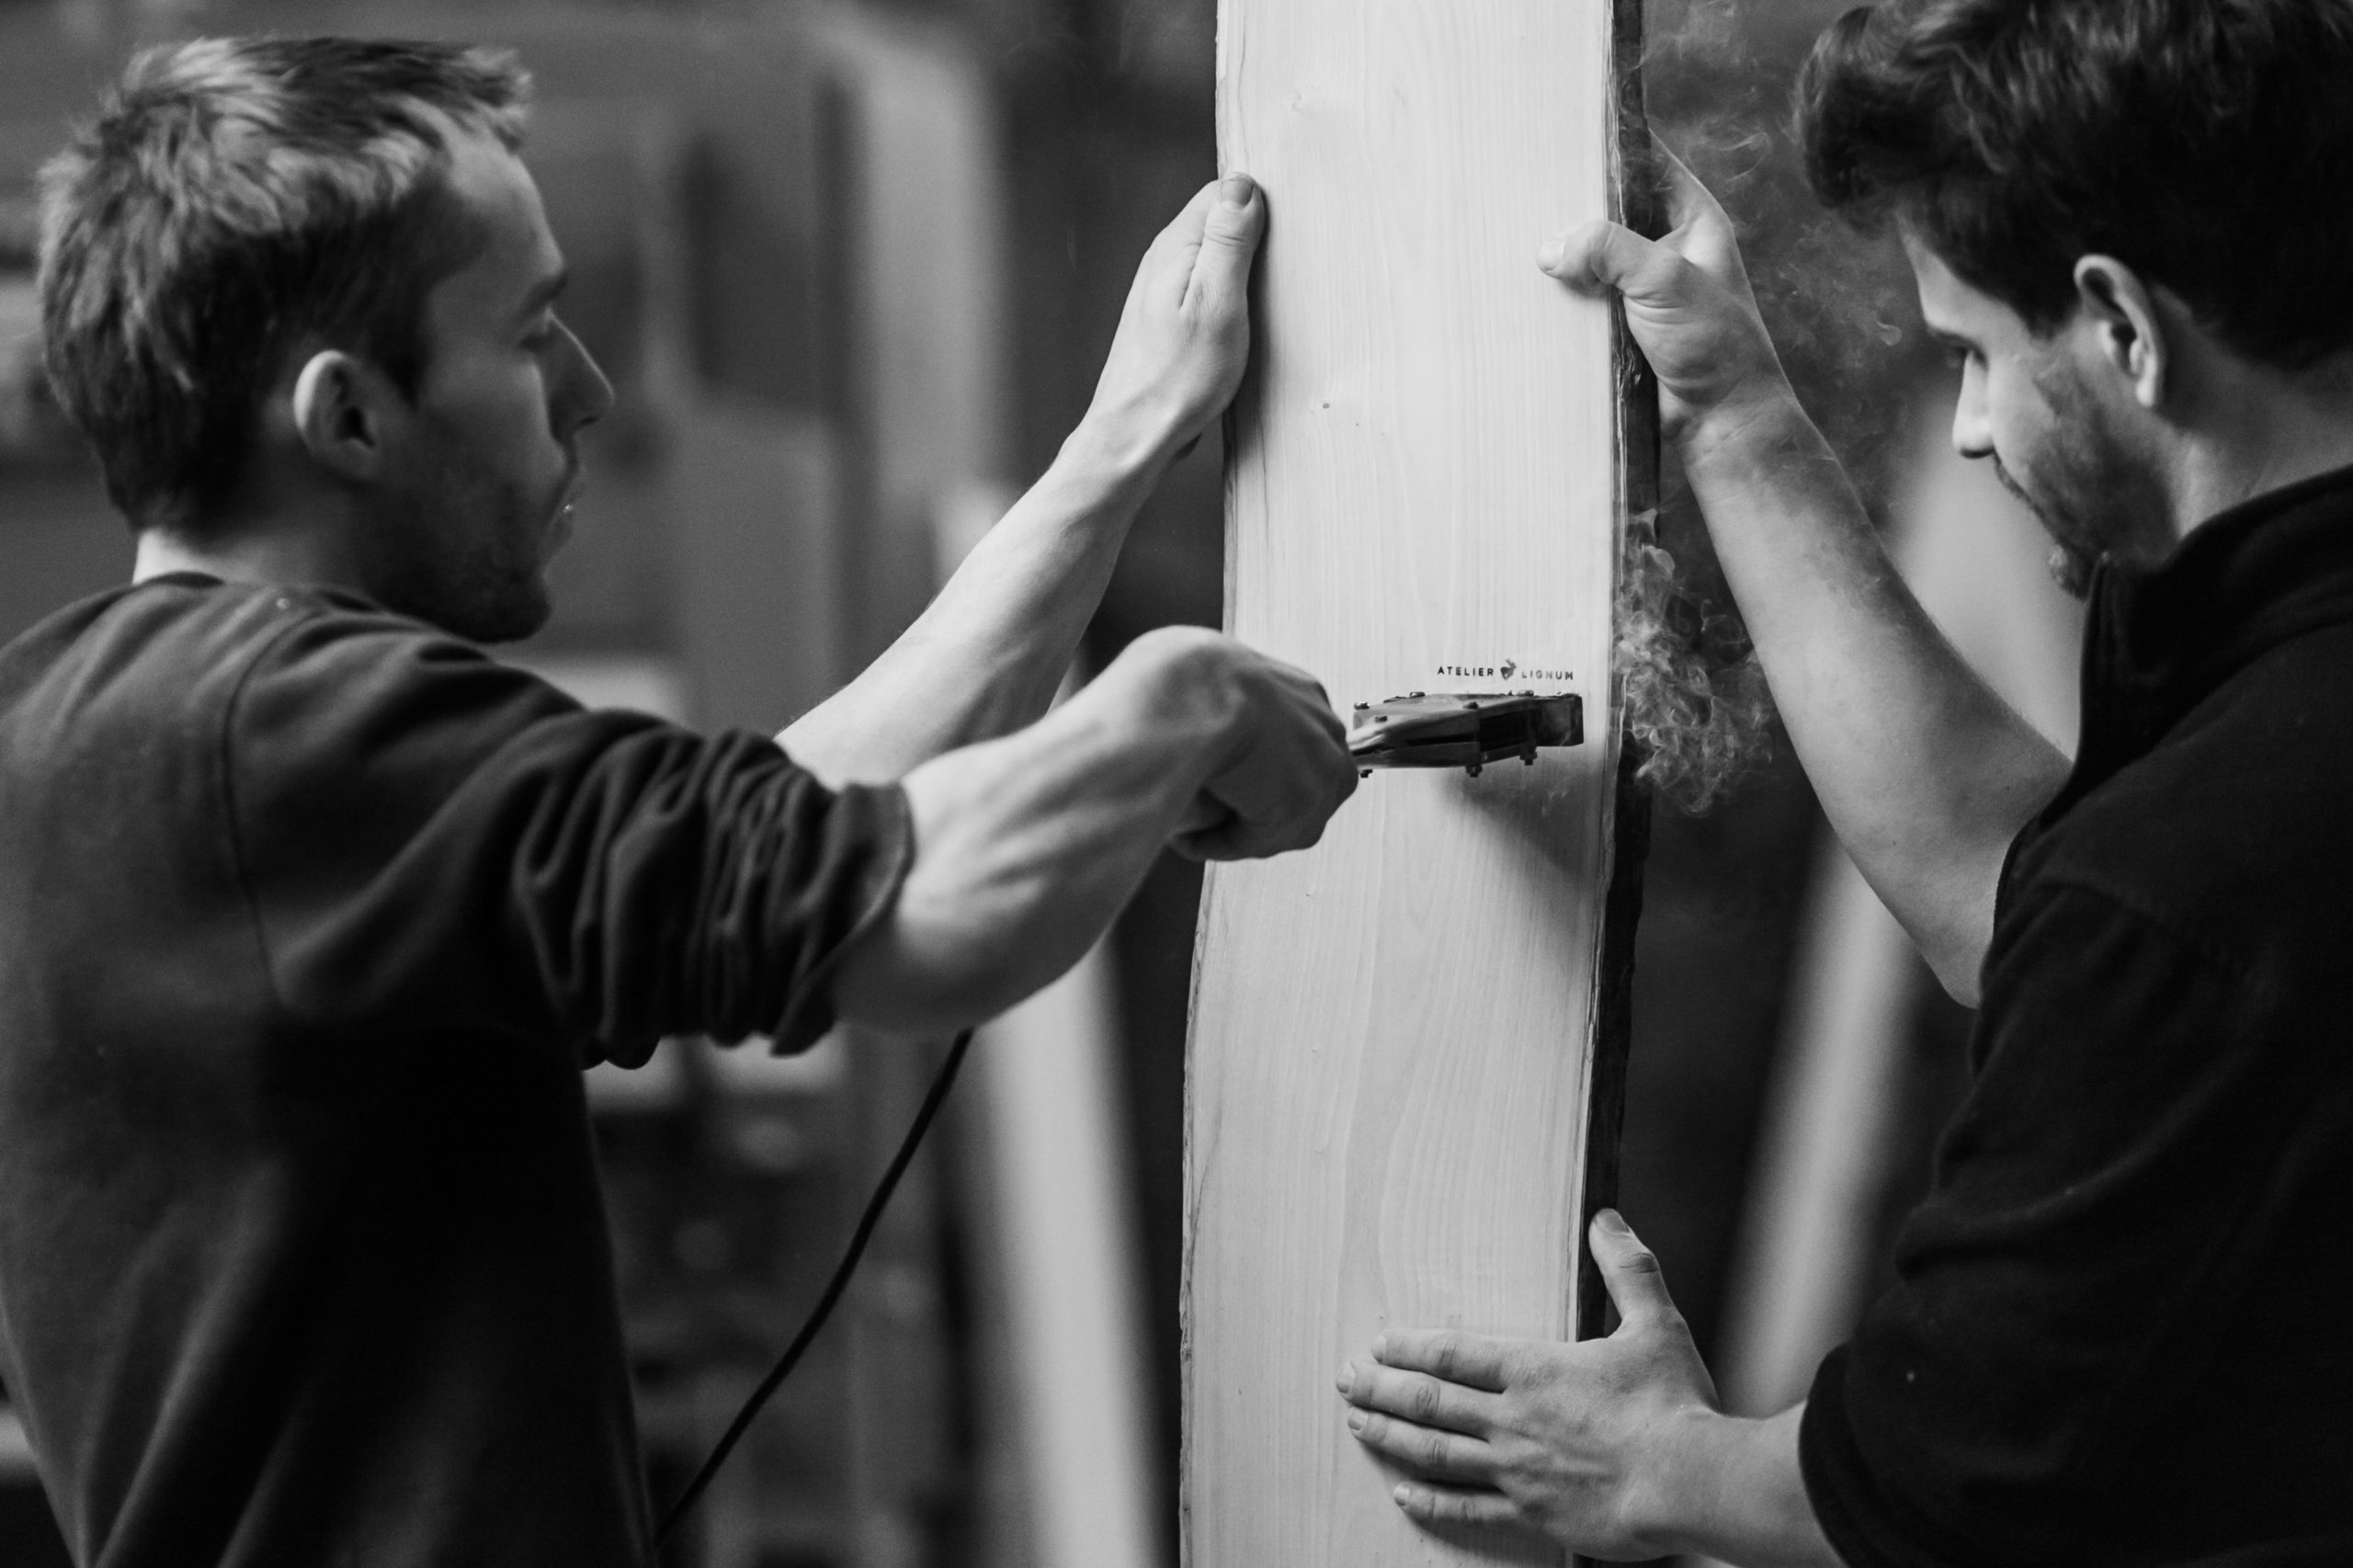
[1185,4,1636,1564]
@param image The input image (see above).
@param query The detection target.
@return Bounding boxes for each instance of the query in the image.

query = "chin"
[369,480,561,642]
[381,566,551,645]
[458,579,554,644]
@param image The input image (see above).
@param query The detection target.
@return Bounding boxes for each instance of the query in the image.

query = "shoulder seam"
[214,604,334,1028]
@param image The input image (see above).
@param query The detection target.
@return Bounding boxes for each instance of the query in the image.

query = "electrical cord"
[654,1026,977,1551]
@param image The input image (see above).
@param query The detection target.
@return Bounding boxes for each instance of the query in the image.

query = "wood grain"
[1185,3,1645,1563]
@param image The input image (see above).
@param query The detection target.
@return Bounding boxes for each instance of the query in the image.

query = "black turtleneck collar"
[2045,462,2353,823]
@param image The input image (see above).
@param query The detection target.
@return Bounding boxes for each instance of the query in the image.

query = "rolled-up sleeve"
[222,607,912,1064]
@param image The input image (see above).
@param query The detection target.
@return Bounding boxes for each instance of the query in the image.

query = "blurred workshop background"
[0,1,2083,1565]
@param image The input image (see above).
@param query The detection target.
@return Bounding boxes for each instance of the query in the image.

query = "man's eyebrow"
[516,267,569,321]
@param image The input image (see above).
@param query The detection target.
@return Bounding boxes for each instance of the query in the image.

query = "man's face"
[363,132,614,642]
[1904,231,2171,598]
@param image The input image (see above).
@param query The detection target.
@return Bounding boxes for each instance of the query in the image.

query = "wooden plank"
[1184,3,1649,1564]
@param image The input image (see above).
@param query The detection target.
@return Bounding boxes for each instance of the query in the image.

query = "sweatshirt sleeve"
[1798,878,2296,1567]
[221,604,911,1063]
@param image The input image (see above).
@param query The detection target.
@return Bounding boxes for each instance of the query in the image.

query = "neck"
[131,498,368,595]
[2168,352,2353,541]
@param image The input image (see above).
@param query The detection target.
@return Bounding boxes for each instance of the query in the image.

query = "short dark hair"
[39,37,531,531]
[1797,0,2353,370]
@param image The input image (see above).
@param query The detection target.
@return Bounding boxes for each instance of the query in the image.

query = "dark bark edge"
[1577,0,1657,1353]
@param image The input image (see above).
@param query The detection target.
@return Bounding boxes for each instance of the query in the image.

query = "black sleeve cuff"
[766,778,914,1055]
[1800,1345,1957,1568]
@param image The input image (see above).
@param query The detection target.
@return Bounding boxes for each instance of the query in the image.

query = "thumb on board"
[1590,1209,1675,1329]
[1193,174,1267,301]
[1540,220,1664,299]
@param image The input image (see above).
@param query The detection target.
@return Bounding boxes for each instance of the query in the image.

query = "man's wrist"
[1640,1404,1841,1568]
[1064,400,1191,487]
[1672,374,1819,479]
[1613,1400,1743,1558]
[967,415,1170,559]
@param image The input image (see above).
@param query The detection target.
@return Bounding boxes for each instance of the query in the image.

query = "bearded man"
[0,36,1354,1566]
[1336,2,2353,1563]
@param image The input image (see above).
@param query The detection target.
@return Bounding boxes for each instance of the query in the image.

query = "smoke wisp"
[1616,508,1774,814]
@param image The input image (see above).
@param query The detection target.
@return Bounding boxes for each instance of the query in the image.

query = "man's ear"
[288,349,398,482]
[2073,256,2168,410]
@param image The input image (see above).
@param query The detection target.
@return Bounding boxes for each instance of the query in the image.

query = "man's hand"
[1337,1210,1842,1566]
[1149,627,1355,862]
[1080,175,1267,472]
[1337,1210,1718,1556]
[1538,149,1788,448]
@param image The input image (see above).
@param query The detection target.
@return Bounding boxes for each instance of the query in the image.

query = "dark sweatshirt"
[1801,468,2353,1565]
[0,575,911,1567]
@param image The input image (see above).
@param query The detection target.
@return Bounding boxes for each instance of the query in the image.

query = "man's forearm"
[778,420,1169,786]
[828,625,1350,1034]
[1681,387,2068,999]
[828,631,1227,1032]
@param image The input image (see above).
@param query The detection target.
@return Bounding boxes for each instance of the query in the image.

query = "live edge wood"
[1185,3,1652,1565]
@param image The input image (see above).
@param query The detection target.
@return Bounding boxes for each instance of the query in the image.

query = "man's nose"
[1949,359,1995,460]
[553,321,617,435]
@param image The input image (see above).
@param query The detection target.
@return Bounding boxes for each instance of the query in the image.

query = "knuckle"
[1406,1377,1442,1421]
[1140,621,1224,663]
[1203,219,1255,254]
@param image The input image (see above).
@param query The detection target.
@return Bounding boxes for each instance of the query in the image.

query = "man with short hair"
[1335,2,2353,1562]
[1,36,1353,1566]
